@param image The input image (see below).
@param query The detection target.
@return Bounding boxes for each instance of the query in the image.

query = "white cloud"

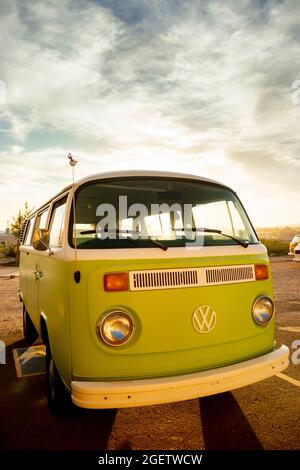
[0,0,300,228]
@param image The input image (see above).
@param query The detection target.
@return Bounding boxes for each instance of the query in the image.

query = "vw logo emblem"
[192,305,217,333]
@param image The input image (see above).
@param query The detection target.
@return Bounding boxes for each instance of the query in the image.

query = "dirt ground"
[0,275,23,345]
[0,257,299,450]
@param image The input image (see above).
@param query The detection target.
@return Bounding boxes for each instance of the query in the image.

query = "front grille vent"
[131,269,199,290]
[129,265,255,291]
[205,266,254,284]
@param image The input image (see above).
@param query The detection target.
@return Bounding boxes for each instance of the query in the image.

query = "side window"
[34,207,49,232]
[49,198,67,247]
[23,218,35,246]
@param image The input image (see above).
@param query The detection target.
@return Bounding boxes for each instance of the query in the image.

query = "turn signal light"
[104,272,129,291]
[255,264,269,280]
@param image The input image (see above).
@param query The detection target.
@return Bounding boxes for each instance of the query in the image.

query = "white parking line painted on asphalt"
[279,326,300,333]
[276,373,300,387]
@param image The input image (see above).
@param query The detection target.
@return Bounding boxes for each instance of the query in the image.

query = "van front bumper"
[71,345,289,409]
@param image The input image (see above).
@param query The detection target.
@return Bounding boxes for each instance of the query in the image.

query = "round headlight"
[97,311,133,346]
[252,296,274,325]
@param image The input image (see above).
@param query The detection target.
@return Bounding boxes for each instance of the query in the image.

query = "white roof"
[76,170,231,189]
[30,170,233,216]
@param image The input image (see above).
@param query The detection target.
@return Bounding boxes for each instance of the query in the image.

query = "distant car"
[289,235,300,255]
[294,242,300,262]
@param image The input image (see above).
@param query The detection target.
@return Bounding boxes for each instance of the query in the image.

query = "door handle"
[34,270,43,280]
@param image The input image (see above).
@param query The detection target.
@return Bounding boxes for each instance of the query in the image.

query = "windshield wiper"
[202,228,249,248]
[127,237,168,251]
[174,227,249,248]
[80,229,137,235]
[80,229,168,251]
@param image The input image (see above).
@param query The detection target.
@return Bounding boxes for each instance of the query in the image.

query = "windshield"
[70,178,258,249]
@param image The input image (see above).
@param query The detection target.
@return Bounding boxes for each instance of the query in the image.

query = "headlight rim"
[97,310,134,347]
[252,295,275,326]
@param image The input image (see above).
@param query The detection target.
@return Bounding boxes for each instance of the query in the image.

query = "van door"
[27,207,50,329]
[20,216,36,319]
[38,196,71,384]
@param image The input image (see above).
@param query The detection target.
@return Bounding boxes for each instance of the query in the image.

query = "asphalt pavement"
[0,258,299,450]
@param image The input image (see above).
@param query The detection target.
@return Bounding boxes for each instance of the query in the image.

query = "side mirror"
[32,229,50,251]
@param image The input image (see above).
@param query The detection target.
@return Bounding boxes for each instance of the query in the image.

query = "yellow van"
[19,171,289,413]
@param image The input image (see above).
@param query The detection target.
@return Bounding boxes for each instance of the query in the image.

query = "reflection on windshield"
[72,178,258,249]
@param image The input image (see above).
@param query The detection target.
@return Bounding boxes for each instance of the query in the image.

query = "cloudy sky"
[0,0,300,229]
